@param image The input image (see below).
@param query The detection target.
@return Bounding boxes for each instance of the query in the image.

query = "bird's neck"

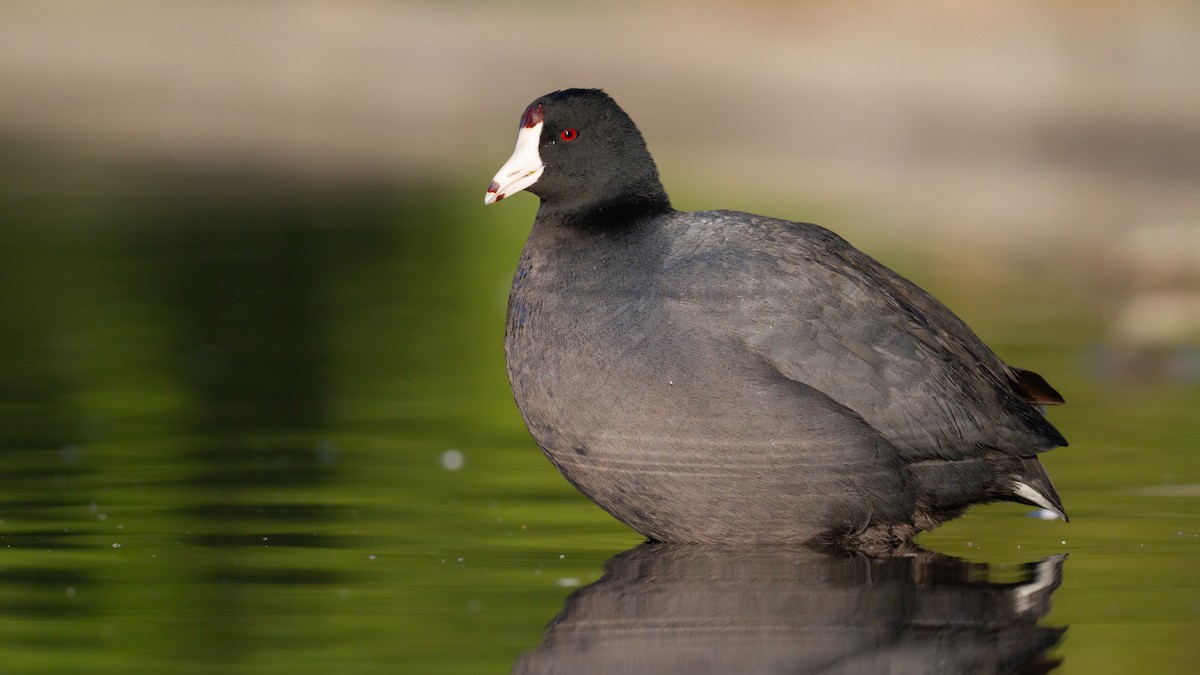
[537,191,673,233]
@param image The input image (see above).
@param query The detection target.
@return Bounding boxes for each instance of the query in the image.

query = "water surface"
[1,156,1197,673]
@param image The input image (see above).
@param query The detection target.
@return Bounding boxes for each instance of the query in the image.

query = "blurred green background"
[1,1,1198,673]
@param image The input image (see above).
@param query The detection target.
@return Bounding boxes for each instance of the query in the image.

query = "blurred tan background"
[3,1,1199,218]
[2,0,1199,364]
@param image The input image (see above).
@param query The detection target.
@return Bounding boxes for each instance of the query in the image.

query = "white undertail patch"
[1012,480,1066,521]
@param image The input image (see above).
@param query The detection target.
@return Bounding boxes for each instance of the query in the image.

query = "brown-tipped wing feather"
[1008,366,1066,406]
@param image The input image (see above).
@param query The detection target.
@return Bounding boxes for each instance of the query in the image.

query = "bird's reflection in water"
[514,544,1065,675]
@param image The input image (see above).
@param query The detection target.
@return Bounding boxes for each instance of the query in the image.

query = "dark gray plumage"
[485,88,1067,549]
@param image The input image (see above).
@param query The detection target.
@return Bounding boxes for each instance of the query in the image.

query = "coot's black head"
[484,88,671,223]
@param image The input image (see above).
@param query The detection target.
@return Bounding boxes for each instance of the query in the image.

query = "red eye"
[560,128,578,142]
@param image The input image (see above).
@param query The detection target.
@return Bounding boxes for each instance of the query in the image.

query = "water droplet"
[441,449,465,471]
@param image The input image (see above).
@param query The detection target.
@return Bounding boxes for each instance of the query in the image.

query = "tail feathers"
[1011,456,1068,522]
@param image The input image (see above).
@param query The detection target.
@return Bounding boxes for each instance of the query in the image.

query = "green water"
[1,155,1198,673]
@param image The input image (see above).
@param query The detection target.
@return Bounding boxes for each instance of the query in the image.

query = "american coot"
[484,88,1067,550]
